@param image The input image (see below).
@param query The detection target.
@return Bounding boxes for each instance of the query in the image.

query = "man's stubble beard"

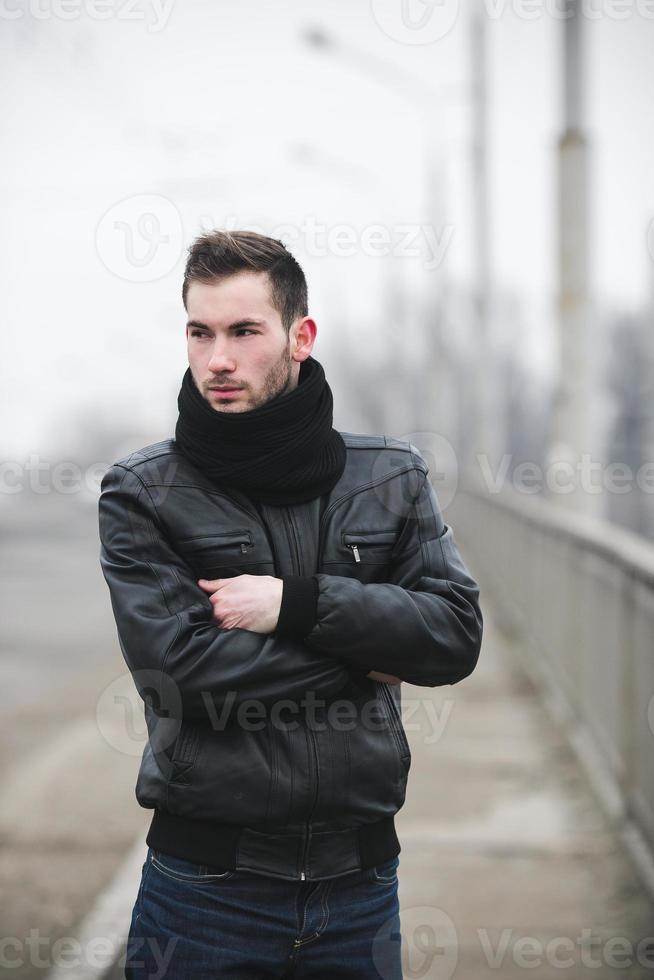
[207,338,295,414]
[248,341,295,411]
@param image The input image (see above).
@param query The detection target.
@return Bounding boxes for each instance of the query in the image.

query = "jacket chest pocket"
[341,529,399,565]
[319,527,400,584]
[177,528,275,578]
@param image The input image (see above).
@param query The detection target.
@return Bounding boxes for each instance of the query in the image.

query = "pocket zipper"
[348,543,361,563]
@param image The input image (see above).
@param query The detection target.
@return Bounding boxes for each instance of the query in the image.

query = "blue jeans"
[124,846,403,979]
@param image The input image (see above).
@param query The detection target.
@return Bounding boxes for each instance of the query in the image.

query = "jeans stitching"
[368,857,399,885]
[317,879,333,935]
[151,853,235,883]
[293,880,326,947]
[132,851,154,930]
[370,857,399,885]
[138,852,152,903]
[294,879,334,948]
[298,883,316,938]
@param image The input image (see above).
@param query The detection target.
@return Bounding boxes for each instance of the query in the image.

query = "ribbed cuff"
[275,575,319,638]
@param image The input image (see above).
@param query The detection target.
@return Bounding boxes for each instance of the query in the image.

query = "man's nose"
[207,341,236,373]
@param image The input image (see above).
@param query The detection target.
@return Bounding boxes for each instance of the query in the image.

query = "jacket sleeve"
[302,466,483,687]
[98,463,353,722]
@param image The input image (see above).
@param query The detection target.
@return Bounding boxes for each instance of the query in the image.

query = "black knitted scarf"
[174,355,347,506]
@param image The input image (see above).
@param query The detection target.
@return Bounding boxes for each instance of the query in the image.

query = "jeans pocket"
[368,855,399,885]
[150,848,235,883]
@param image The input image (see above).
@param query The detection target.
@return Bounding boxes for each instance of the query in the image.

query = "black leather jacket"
[98,433,482,880]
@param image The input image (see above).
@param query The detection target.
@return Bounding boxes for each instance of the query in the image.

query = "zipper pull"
[300,870,306,881]
[349,543,361,563]
[240,542,248,554]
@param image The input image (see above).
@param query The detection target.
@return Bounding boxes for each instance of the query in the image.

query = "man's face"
[185,271,306,414]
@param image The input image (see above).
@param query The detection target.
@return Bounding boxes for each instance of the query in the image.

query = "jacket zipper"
[347,543,361,562]
[283,505,319,880]
[298,718,320,880]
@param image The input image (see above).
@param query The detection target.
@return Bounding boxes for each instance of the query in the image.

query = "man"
[98,229,483,979]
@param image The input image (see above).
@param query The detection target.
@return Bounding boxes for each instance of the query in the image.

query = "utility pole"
[546,0,594,512]
[468,4,499,483]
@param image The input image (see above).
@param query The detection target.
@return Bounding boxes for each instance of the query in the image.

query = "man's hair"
[182,229,309,334]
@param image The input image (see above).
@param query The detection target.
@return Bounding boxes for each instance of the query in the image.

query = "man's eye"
[190,329,255,337]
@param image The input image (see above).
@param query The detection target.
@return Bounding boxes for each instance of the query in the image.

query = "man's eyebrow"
[186,318,267,331]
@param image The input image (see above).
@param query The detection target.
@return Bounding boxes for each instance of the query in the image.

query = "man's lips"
[208,386,243,398]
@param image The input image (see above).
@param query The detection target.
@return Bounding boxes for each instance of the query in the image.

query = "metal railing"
[448,479,654,896]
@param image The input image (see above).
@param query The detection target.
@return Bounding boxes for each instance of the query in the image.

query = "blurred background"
[2,0,654,977]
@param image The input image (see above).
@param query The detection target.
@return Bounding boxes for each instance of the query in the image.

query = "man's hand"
[198,575,283,634]
[366,670,402,685]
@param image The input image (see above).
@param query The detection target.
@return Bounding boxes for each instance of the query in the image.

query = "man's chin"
[205,394,256,413]
[209,402,249,413]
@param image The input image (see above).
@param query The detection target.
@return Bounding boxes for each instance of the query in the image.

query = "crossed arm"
[195,572,401,684]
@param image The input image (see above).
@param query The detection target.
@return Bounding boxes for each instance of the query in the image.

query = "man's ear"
[292,317,317,360]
